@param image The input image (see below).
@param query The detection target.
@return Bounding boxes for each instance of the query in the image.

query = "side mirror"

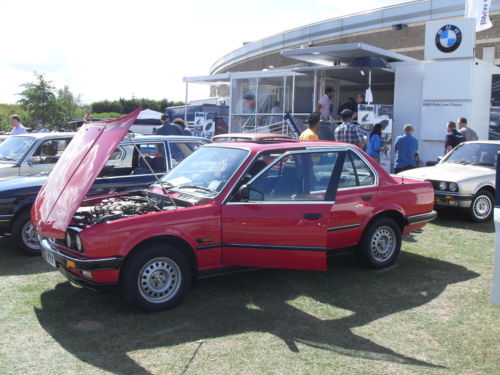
[238,184,249,201]
[437,156,443,162]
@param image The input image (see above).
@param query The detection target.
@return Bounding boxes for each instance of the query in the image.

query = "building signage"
[424,18,475,60]
[435,24,462,53]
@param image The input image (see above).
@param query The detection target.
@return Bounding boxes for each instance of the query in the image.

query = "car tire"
[358,217,401,269]
[120,243,191,311]
[469,190,494,223]
[11,209,41,256]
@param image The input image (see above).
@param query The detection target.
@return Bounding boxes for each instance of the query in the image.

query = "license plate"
[42,248,57,268]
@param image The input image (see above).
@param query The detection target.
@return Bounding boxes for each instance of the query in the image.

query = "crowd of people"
[300,87,479,172]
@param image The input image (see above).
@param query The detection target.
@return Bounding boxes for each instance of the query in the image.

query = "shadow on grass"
[431,209,494,233]
[0,236,53,276]
[34,251,479,374]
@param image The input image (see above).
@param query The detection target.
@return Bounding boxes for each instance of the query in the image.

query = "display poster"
[489,74,500,140]
[192,112,216,139]
[358,104,393,172]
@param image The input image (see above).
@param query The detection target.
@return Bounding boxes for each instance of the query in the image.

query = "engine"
[73,193,172,226]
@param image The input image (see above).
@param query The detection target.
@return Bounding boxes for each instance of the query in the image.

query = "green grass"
[0,211,499,375]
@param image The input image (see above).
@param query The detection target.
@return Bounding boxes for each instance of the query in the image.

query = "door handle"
[361,194,373,201]
[303,213,322,220]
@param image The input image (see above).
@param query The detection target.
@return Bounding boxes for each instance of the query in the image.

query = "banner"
[466,0,493,32]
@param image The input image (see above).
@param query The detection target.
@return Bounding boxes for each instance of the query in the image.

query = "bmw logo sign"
[435,24,462,53]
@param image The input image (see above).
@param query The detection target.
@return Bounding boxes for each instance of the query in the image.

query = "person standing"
[366,123,384,163]
[173,118,192,136]
[299,112,320,141]
[10,115,27,135]
[394,124,418,174]
[156,114,183,136]
[334,108,365,148]
[317,87,335,121]
[457,117,478,141]
[445,121,465,153]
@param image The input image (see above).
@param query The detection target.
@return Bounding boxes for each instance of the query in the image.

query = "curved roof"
[211,0,500,74]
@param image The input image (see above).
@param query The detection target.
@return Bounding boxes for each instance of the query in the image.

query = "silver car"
[398,141,500,222]
[0,133,74,178]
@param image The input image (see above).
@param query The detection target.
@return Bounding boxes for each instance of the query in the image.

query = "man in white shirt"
[10,115,27,135]
[316,88,335,121]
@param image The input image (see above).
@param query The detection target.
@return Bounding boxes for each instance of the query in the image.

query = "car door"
[19,137,72,176]
[327,150,379,250]
[221,149,344,271]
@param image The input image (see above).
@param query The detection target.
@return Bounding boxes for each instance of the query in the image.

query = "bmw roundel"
[435,24,462,53]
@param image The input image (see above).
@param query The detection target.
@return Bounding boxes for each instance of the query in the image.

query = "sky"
[0,0,407,105]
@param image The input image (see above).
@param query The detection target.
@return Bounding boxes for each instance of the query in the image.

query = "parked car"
[34,113,436,311]
[212,133,294,143]
[0,132,76,178]
[0,135,208,255]
[398,141,500,222]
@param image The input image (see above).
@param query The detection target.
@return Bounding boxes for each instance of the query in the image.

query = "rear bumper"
[406,210,438,225]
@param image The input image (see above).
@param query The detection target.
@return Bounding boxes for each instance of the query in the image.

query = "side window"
[169,142,203,167]
[350,151,375,186]
[248,151,338,201]
[31,139,68,165]
[339,153,356,188]
[134,143,167,174]
[339,151,375,188]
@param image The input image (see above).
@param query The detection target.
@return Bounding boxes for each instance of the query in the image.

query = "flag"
[466,0,493,32]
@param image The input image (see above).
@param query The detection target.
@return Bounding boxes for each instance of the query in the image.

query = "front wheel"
[120,243,191,311]
[469,190,494,223]
[11,209,41,256]
[358,217,401,269]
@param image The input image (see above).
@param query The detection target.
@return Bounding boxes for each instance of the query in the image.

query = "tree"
[56,85,81,124]
[18,72,58,127]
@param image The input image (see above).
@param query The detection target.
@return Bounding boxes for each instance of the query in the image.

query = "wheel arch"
[474,184,495,197]
[366,210,405,233]
[120,235,198,276]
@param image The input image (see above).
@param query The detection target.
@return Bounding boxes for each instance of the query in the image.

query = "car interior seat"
[41,143,58,163]
[270,163,302,199]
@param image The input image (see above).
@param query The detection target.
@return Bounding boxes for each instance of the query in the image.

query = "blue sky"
[0,0,406,104]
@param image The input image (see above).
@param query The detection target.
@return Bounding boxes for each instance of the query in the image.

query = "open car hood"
[32,110,140,238]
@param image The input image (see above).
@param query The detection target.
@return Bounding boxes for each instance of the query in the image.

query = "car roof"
[10,132,76,138]
[205,140,350,152]
[122,135,209,142]
[213,133,291,140]
[462,140,500,145]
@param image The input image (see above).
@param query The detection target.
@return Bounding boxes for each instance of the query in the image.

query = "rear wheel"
[11,209,41,256]
[358,217,401,269]
[469,190,493,223]
[120,243,191,311]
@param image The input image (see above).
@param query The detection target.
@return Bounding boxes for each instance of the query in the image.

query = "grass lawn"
[0,210,499,375]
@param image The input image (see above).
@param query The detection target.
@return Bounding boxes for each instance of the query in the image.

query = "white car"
[398,141,500,222]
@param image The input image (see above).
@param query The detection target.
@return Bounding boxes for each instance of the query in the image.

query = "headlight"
[439,181,447,191]
[75,234,83,252]
[448,182,458,192]
[66,232,72,248]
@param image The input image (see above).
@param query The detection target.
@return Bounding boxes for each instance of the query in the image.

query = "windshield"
[160,146,249,196]
[0,136,36,163]
[442,143,500,167]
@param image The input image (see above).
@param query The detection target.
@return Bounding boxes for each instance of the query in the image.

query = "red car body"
[33,111,436,311]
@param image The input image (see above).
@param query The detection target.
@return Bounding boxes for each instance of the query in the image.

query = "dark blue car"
[0,135,209,255]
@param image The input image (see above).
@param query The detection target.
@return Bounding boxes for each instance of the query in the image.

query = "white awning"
[281,43,417,66]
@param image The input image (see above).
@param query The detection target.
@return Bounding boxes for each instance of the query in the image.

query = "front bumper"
[39,236,124,271]
[0,214,14,234]
[434,191,472,209]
